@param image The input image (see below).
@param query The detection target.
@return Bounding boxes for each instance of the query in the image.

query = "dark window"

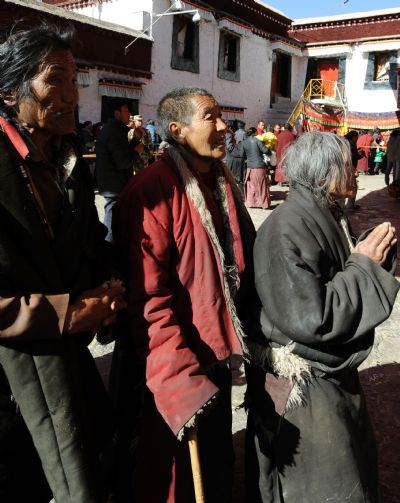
[364,51,398,90]
[218,31,240,82]
[171,16,199,73]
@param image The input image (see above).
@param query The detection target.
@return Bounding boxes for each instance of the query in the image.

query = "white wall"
[74,0,153,31]
[291,55,308,102]
[72,0,273,127]
[140,0,273,126]
[345,44,400,113]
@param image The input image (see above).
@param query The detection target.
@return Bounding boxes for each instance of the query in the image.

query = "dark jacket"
[245,184,399,503]
[0,119,113,502]
[250,183,399,373]
[225,131,245,184]
[96,118,139,196]
[242,136,270,168]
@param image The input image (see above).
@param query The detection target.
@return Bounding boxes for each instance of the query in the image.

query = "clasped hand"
[354,222,397,265]
[64,279,126,334]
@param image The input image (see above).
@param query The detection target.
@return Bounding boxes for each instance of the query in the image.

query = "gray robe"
[246,184,399,503]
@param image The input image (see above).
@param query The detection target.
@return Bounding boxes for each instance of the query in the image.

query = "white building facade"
[59,0,297,126]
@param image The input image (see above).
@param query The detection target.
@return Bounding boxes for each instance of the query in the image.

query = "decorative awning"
[218,17,252,37]
[77,66,92,87]
[172,0,215,22]
[220,105,246,121]
[98,79,143,100]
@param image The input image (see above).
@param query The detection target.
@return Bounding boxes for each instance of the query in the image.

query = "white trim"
[293,7,400,25]
[218,19,252,37]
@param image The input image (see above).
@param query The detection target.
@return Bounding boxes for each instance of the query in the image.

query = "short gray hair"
[157,86,213,143]
[282,132,352,205]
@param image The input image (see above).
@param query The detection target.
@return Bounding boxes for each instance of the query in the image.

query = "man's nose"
[216,117,227,132]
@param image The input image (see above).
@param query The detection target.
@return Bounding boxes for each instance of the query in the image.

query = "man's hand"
[354,222,397,265]
[64,279,126,334]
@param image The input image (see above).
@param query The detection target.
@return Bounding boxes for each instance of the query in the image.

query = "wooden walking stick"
[188,427,206,503]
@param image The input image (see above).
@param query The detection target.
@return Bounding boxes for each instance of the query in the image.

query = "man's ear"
[169,122,186,145]
[0,92,17,108]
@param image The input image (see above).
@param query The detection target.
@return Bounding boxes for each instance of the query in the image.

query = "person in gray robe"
[245,131,399,503]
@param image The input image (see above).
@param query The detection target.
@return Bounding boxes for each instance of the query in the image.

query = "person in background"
[256,125,278,152]
[357,129,375,174]
[77,119,94,153]
[273,124,281,137]
[242,127,271,209]
[96,100,143,242]
[256,120,265,136]
[145,119,156,143]
[373,141,386,175]
[0,23,126,502]
[246,132,398,503]
[344,130,363,211]
[225,119,245,191]
[256,125,278,184]
[372,126,383,144]
[275,122,296,184]
[112,86,255,503]
[385,128,400,186]
[128,114,153,171]
[234,120,246,143]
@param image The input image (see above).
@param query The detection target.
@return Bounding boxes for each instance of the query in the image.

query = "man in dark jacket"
[0,25,125,502]
[246,132,399,503]
[96,100,143,242]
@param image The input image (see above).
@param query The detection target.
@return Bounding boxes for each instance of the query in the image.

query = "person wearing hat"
[128,114,153,172]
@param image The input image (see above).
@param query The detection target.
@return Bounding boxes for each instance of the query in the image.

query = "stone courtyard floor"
[94,172,400,502]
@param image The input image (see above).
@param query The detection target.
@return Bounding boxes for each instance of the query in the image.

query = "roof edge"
[293,7,400,25]
[4,0,152,40]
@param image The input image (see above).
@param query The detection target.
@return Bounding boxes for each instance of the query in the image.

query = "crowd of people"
[0,23,399,503]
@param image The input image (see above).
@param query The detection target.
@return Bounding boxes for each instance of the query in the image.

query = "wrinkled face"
[17,49,78,136]
[180,95,227,161]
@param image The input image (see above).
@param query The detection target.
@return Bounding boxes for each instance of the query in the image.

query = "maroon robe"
[356,133,374,172]
[275,130,296,183]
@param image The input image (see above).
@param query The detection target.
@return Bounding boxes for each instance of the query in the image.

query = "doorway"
[270,51,291,104]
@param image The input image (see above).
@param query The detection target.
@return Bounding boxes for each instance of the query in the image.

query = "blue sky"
[261,0,400,20]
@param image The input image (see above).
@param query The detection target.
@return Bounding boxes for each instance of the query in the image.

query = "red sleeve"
[116,177,218,436]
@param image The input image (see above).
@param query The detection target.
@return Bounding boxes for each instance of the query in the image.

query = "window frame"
[217,30,241,82]
[171,15,200,74]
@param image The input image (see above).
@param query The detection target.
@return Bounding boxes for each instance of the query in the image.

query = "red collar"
[0,116,30,160]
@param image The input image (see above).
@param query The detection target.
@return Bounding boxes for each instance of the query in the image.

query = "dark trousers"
[133,364,234,503]
[246,367,378,503]
[0,368,52,503]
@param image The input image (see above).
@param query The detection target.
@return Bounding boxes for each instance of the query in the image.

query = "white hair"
[282,132,352,205]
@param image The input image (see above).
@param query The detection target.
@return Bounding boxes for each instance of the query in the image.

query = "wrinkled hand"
[64,279,127,334]
[354,222,397,265]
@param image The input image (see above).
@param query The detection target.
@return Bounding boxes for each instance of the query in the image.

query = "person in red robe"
[356,130,375,173]
[275,123,296,183]
[112,87,255,503]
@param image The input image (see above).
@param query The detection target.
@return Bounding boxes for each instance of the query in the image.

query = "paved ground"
[93,173,400,502]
